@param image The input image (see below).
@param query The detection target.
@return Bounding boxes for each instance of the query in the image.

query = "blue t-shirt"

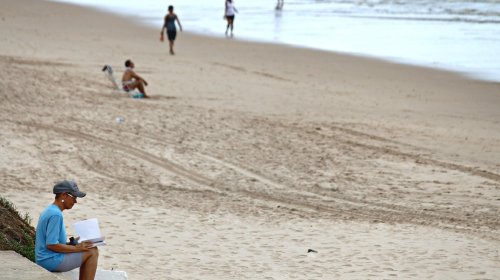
[35,204,66,271]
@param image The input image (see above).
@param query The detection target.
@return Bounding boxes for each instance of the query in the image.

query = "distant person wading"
[276,0,284,10]
[224,0,238,36]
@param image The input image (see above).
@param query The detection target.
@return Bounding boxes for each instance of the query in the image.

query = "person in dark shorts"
[160,5,183,55]
[225,0,238,36]
[35,180,99,279]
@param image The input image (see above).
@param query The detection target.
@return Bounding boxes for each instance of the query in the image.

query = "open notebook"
[72,218,106,247]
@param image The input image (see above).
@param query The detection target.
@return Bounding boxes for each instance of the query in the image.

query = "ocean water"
[52,0,500,82]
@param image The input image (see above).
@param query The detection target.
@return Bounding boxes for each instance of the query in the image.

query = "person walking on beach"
[35,180,99,280]
[122,59,149,98]
[161,5,183,55]
[224,0,238,36]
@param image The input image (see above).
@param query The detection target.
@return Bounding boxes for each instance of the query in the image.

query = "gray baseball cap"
[53,180,86,198]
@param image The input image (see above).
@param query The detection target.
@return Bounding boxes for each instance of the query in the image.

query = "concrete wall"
[0,251,127,280]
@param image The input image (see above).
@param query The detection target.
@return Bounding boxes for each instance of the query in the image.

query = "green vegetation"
[0,196,36,262]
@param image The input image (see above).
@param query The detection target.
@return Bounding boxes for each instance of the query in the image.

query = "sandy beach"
[1,0,499,279]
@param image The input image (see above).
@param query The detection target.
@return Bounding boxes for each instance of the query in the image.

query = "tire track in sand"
[12,120,395,215]
[304,125,500,183]
[16,121,214,187]
[10,120,499,240]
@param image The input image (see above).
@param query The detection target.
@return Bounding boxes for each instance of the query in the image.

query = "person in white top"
[225,0,238,36]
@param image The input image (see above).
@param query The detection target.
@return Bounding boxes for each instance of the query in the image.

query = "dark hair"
[168,5,174,11]
[125,59,132,67]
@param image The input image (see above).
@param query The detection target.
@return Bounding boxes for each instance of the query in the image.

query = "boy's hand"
[76,241,94,251]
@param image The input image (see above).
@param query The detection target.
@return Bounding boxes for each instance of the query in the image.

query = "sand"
[1,0,499,279]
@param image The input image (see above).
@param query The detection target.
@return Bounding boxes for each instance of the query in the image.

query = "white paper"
[72,218,105,246]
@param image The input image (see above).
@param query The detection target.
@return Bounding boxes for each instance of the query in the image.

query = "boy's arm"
[132,71,148,86]
[176,16,182,31]
[161,16,167,33]
[47,241,94,253]
[160,16,166,41]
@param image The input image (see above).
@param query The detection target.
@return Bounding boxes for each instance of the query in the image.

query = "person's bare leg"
[137,81,149,98]
[169,40,174,55]
[79,248,98,280]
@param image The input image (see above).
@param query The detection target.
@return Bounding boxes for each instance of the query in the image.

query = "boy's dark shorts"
[167,30,177,41]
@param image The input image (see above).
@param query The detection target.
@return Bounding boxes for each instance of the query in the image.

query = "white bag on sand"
[102,64,121,91]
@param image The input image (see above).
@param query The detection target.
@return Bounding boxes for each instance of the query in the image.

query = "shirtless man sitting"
[122,59,149,98]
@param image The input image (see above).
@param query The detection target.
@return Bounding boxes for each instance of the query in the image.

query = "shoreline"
[51,0,500,83]
[176,28,500,83]
[1,0,499,279]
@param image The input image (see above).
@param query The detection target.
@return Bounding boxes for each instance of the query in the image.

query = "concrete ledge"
[0,251,127,280]
[0,251,60,280]
[57,269,128,280]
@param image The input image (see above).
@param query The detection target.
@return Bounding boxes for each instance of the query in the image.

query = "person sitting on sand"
[35,180,99,280]
[122,59,149,98]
